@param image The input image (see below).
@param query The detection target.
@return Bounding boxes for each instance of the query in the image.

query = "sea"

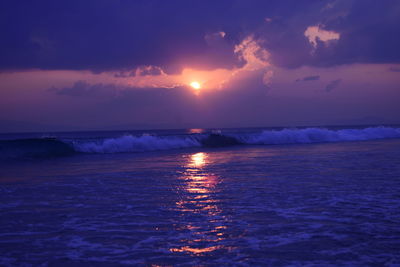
[1,125,400,266]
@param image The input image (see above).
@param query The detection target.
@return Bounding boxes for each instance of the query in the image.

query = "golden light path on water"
[170,152,230,255]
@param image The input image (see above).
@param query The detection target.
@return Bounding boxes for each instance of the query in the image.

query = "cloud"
[0,1,241,73]
[136,65,164,76]
[114,71,136,78]
[304,25,340,49]
[257,1,400,67]
[234,36,270,71]
[1,0,400,72]
[324,79,341,92]
[321,0,400,65]
[115,65,165,78]
[49,80,121,98]
[228,35,273,87]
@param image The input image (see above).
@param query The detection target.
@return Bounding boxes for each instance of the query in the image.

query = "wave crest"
[73,135,201,153]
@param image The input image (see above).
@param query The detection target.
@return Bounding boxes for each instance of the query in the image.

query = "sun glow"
[190,81,201,90]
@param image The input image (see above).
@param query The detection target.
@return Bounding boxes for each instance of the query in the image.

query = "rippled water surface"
[1,139,400,266]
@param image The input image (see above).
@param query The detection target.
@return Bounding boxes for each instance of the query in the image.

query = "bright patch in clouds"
[113,35,273,92]
[304,25,340,48]
[234,35,270,71]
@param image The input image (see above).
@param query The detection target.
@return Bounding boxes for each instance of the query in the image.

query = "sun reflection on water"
[170,152,229,255]
[191,152,206,168]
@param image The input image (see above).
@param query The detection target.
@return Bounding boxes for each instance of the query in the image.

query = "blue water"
[1,126,400,266]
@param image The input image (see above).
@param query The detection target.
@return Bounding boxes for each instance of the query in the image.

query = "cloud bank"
[1,0,400,73]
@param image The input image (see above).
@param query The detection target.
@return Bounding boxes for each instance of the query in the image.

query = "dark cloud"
[137,66,163,76]
[296,75,320,82]
[313,0,400,66]
[0,0,240,72]
[114,66,164,78]
[49,81,119,98]
[114,71,136,78]
[1,0,400,72]
[324,79,341,92]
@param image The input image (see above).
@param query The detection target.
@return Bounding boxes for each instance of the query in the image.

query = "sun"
[190,81,201,90]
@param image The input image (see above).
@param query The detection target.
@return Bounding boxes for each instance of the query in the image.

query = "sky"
[1,0,400,132]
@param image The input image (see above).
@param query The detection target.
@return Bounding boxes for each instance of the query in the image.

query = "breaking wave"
[1,126,399,159]
[73,135,201,153]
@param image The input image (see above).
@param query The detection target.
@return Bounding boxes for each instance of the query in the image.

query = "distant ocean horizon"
[1,125,400,265]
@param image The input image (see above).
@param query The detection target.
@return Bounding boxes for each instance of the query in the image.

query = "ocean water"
[1,126,400,266]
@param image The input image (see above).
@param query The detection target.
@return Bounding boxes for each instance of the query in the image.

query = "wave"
[1,126,399,159]
[0,138,75,159]
[238,126,400,145]
[73,135,201,153]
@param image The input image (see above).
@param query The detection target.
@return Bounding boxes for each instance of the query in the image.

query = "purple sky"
[1,0,400,132]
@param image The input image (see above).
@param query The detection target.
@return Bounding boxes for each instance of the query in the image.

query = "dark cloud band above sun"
[1,0,400,73]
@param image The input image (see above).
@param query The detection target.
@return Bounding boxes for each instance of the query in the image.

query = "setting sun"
[190,81,201,90]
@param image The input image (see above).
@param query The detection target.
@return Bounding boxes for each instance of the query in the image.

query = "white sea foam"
[73,134,201,153]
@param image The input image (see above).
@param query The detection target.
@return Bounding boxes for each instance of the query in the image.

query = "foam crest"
[240,127,400,145]
[73,134,201,153]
